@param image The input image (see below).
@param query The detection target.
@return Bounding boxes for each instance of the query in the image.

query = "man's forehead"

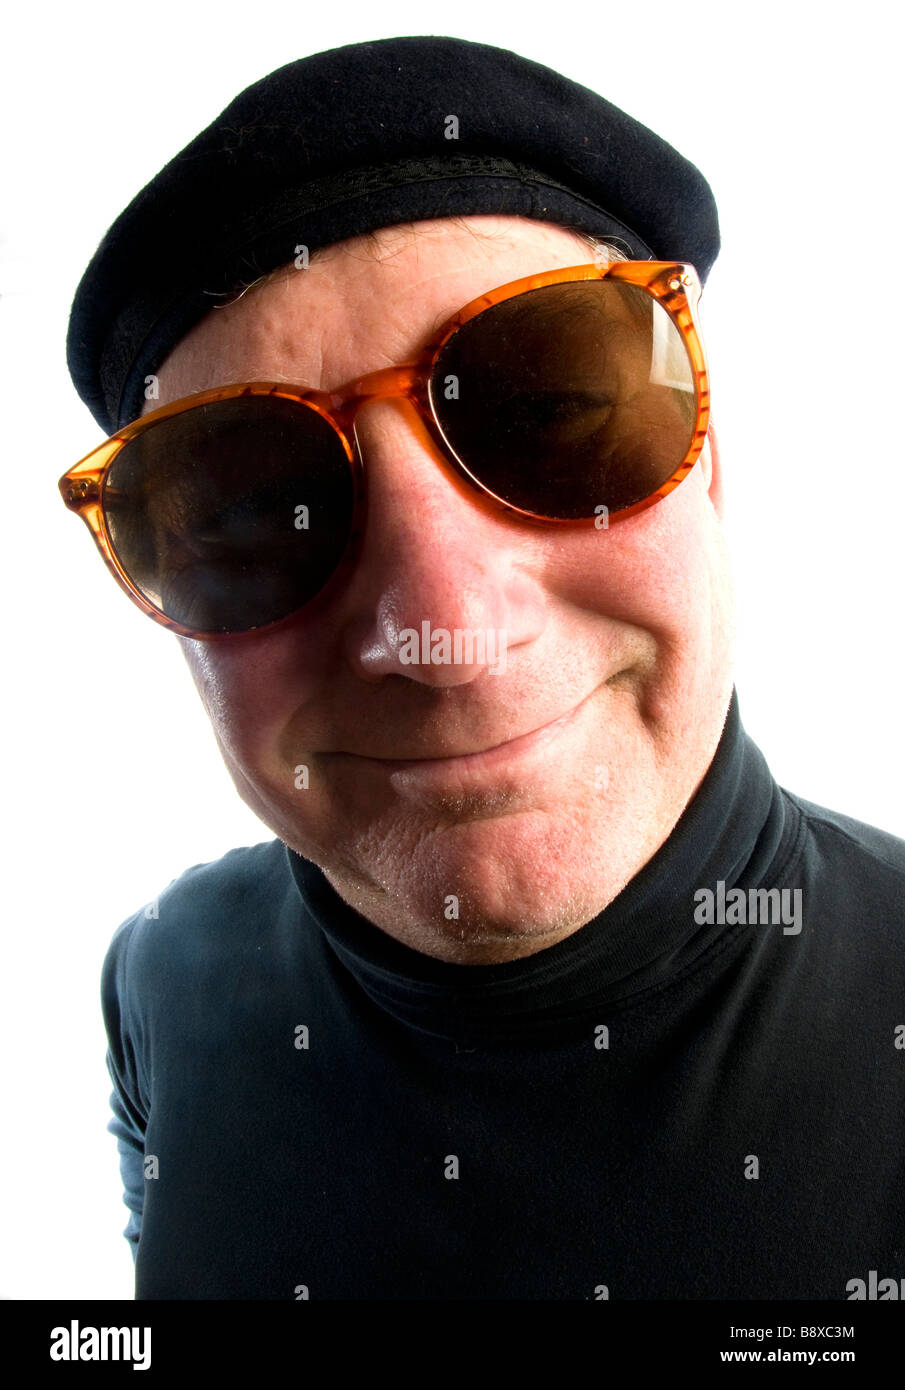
[146,216,596,409]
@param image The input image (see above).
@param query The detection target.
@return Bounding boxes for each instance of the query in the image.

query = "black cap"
[66,35,720,435]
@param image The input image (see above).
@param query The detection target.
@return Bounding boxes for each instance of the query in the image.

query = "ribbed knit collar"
[287,689,797,1046]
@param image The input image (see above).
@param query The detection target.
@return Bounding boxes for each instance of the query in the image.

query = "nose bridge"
[345,377,499,526]
[338,389,528,685]
[334,363,449,492]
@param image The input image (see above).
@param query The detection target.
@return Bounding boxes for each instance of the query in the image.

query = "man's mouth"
[370,704,582,770]
[327,685,601,802]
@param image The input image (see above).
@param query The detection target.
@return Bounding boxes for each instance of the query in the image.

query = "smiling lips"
[336,688,596,778]
[376,707,579,770]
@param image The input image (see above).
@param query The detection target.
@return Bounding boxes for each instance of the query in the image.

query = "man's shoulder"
[137,835,293,922]
[787,788,905,880]
[103,838,297,984]
[782,787,905,952]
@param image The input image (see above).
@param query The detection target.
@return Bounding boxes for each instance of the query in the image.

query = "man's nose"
[339,398,546,684]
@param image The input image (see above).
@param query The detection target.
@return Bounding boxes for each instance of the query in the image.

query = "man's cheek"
[181,645,308,752]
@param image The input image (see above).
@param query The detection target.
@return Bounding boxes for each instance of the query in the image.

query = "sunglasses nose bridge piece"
[331,363,423,419]
[331,363,439,470]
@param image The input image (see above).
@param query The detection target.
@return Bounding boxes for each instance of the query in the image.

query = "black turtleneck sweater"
[101,690,905,1300]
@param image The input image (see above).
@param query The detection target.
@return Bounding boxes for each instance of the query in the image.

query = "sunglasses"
[59,260,709,640]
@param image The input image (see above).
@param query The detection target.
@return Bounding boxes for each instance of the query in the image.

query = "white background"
[1,0,902,1299]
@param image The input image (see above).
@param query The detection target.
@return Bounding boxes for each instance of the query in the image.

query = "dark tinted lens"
[431,280,697,519]
[104,396,355,633]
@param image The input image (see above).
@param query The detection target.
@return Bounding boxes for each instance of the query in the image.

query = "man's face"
[147,215,735,963]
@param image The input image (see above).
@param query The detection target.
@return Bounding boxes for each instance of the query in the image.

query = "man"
[63,36,904,1300]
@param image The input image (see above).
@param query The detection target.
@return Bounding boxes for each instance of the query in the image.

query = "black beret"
[66,35,720,435]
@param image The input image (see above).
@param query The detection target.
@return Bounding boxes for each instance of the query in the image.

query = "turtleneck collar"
[286,688,796,1046]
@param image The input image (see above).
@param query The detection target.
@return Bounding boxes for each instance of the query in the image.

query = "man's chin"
[324,857,603,964]
[258,783,657,964]
[316,814,621,964]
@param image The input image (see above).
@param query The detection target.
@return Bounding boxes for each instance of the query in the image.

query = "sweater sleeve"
[100,915,149,1260]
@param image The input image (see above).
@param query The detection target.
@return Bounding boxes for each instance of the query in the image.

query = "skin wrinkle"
[145,214,736,965]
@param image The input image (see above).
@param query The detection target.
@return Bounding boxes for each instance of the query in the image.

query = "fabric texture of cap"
[66,35,721,435]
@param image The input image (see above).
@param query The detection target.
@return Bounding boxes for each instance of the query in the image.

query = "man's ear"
[700,417,724,519]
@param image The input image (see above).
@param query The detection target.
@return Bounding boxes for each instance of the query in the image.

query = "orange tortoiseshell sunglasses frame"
[59,260,710,641]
